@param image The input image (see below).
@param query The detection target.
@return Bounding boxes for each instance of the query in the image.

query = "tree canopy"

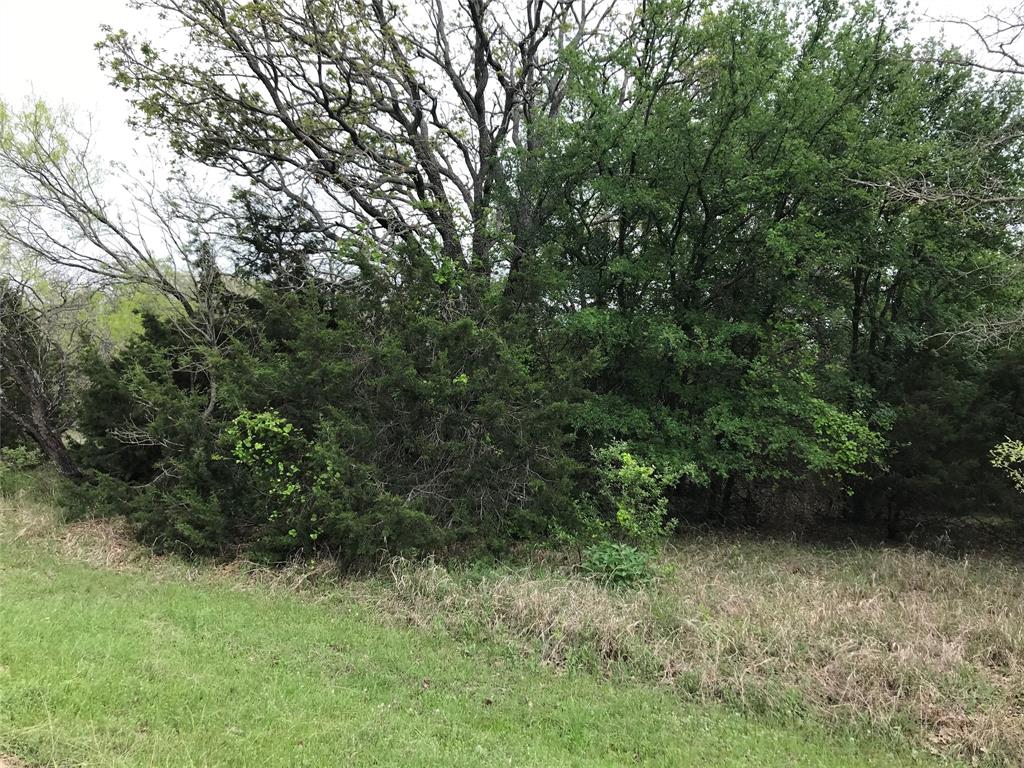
[2,0,1023,559]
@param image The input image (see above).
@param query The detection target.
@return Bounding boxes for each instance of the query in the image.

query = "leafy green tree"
[517,0,1024,525]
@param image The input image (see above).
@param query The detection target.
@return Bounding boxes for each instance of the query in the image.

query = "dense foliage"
[3,0,1024,560]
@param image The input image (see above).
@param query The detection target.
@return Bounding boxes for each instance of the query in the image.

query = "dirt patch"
[0,491,144,572]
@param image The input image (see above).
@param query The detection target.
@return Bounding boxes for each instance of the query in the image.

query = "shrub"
[581,541,654,587]
[220,409,441,561]
[992,438,1024,494]
[0,444,44,471]
[71,292,577,560]
[0,445,47,497]
[590,442,678,549]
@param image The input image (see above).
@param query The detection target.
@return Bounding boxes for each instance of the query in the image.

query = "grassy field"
[0,477,1014,766]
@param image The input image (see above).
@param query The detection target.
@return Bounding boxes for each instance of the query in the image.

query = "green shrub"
[992,438,1024,494]
[0,446,47,497]
[220,409,441,561]
[589,442,678,549]
[0,445,44,471]
[71,291,576,560]
[581,541,654,587]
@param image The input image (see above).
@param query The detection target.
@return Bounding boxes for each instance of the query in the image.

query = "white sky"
[0,0,152,170]
[0,0,1003,170]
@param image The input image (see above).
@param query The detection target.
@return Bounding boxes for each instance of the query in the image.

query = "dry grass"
[0,490,146,571]
[370,541,1024,766]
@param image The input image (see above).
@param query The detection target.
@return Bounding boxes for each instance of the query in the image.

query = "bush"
[0,445,47,497]
[219,409,441,561]
[581,541,654,587]
[584,442,678,549]
[70,290,578,561]
[992,438,1024,494]
[562,444,675,587]
[0,445,44,471]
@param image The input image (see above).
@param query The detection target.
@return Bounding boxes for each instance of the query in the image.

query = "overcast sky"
[0,0,1002,170]
[0,0,159,172]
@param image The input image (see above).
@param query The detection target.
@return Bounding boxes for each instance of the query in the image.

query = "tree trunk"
[2,405,81,479]
[36,430,81,479]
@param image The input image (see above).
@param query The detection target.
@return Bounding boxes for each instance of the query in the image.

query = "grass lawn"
[0,503,942,767]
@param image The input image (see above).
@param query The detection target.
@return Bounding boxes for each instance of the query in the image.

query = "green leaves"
[992,439,1024,494]
[592,442,678,548]
[54,0,1024,556]
[581,541,655,587]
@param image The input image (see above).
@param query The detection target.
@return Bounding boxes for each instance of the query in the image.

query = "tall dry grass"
[374,539,1024,765]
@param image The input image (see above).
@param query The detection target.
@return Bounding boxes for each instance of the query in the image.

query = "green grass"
[0,505,942,766]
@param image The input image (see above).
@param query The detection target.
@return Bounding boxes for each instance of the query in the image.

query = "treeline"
[2,0,1024,562]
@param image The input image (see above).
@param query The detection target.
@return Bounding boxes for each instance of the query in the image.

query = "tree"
[0,270,84,478]
[0,99,240,422]
[518,0,1024,522]
[5,0,1024,554]
[0,102,191,306]
[99,0,615,297]
[908,4,1024,348]
[939,3,1023,77]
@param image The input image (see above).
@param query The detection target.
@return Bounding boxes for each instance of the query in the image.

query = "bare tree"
[1,102,203,312]
[98,0,617,289]
[938,3,1023,76]
[0,271,86,478]
[0,101,235,428]
[957,4,1024,349]
[901,5,1024,348]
